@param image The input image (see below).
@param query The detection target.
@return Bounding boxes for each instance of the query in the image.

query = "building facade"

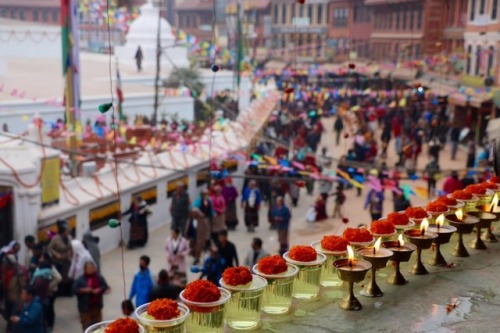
[367,0,446,63]
[442,0,468,53]
[0,0,60,24]
[463,0,499,84]
[270,0,329,62]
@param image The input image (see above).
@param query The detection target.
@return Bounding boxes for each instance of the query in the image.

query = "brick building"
[367,0,446,63]
[442,0,468,53]
[463,0,499,83]
[0,0,60,24]
[270,0,329,62]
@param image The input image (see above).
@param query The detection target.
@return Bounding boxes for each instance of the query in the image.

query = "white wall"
[0,24,61,59]
[0,94,194,134]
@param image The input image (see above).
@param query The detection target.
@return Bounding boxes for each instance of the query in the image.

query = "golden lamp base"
[339,282,364,311]
[361,268,384,297]
[387,262,409,285]
[428,244,448,267]
[482,228,498,243]
[470,226,488,250]
[410,248,430,275]
[451,232,470,257]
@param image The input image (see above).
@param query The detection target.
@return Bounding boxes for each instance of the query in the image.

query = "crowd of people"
[1,69,497,333]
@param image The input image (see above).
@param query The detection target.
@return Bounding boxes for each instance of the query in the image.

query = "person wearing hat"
[170,181,191,236]
[48,220,73,296]
[122,195,151,249]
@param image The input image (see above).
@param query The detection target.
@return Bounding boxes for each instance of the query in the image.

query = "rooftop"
[176,0,214,11]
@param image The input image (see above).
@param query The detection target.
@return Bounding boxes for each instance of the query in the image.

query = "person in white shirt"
[244,238,269,268]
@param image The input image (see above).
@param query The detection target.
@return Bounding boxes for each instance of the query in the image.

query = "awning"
[447,92,492,108]
[428,83,456,97]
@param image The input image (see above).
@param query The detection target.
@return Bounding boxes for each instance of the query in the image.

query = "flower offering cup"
[135,303,189,333]
[219,275,268,331]
[252,263,298,314]
[179,288,231,333]
[283,252,326,300]
[311,241,346,287]
[85,320,145,333]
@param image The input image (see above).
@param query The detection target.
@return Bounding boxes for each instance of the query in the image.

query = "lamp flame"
[420,218,429,236]
[374,237,382,254]
[455,209,464,221]
[436,214,445,228]
[490,194,499,212]
[347,245,354,267]
[398,234,405,247]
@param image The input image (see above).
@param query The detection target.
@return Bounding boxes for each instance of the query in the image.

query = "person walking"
[122,195,152,249]
[334,115,344,146]
[210,185,227,241]
[129,256,154,308]
[216,230,239,270]
[165,228,189,282]
[47,220,72,296]
[222,178,239,230]
[68,240,94,281]
[450,123,461,160]
[270,197,291,255]
[186,207,210,265]
[466,138,476,169]
[331,186,346,218]
[243,238,269,268]
[82,231,101,273]
[35,253,61,332]
[365,189,384,221]
[424,157,440,199]
[10,287,46,333]
[148,270,182,302]
[134,46,143,72]
[241,180,262,232]
[170,182,191,235]
[72,261,109,330]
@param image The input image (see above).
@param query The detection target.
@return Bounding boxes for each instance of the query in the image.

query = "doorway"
[0,186,13,247]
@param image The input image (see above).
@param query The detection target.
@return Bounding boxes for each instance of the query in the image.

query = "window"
[353,4,358,22]
[475,46,481,75]
[493,0,498,20]
[417,5,423,29]
[292,3,296,17]
[479,0,485,14]
[42,10,48,22]
[333,8,348,27]
[273,4,278,23]
[388,11,393,29]
[52,10,58,23]
[1,9,7,17]
[317,4,323,24]
[10,9,15,19]
[470,0,476,20]
[20,11,25,20]
[186,15,191,28]
[415,44,421,59]
[487,46,494,75]
[308,4,312,21]
[299,3,304,17]
[395,43,400,62]
[409,7,414,30]
[395,8,400,29]
[33,10,38,21]
[282,4,287,24]
[402,8,407,29]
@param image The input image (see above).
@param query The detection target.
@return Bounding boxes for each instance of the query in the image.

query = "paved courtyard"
[14,118,500,332]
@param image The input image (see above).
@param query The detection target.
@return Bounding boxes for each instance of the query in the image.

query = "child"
[121,300,136,318]
[129,255,154,308]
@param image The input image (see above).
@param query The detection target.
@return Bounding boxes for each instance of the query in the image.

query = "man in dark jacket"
[170,182,191,235]
[216,231,239,270]
[10,287,46,333]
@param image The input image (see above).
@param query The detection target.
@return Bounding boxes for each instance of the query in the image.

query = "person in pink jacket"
[210,185,227,242]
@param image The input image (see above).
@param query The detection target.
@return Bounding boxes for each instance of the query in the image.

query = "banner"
[41,158,61,206]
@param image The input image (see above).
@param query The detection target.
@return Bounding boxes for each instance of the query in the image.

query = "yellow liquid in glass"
[465,201,478,212]
[320,254,343,287]
[142,323,184,333]
[225,289,264,330]
[292,265,321,299]
[261,276,294,314]
[185,306,225,333]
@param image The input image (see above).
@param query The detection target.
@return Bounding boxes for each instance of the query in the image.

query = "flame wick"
[490,194,499,213]
[398,234,405,247]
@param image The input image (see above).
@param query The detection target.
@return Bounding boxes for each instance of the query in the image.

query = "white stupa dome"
[126,1,175,47]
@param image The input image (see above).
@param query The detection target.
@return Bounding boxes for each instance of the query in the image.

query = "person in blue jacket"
[129,255,154,308]
[191,246,225,286]
[10,286,46,333]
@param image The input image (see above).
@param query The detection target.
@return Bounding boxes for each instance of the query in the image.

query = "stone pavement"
[43,118,499,332]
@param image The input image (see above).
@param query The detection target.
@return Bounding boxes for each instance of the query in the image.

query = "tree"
[163,68,210,122]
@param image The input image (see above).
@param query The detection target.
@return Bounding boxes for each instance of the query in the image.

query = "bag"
[306,207,316,223]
